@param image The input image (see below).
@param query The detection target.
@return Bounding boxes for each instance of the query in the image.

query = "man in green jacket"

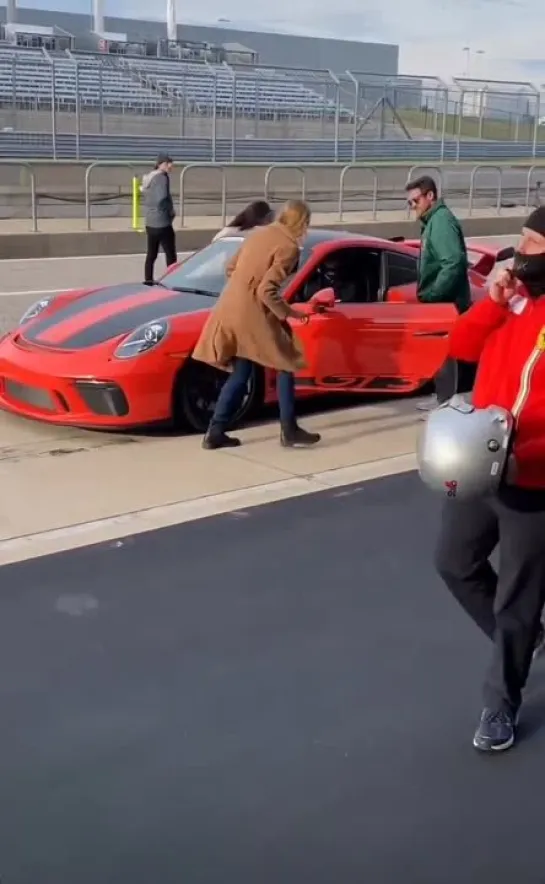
[405,175,473,410]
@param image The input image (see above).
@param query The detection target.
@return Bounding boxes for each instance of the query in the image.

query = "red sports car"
[0,230,512,432]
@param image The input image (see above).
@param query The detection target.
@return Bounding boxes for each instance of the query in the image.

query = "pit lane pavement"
[0,234,518,564]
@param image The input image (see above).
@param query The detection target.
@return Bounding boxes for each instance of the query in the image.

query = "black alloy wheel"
[173,358,263,433]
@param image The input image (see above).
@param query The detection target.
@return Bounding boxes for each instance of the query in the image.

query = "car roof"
[220,228,392,248]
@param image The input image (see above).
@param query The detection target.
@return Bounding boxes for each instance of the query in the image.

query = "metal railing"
[1,160,544,232]
[1,53,544,161]
[84,160,138,230]
[338,164,378,220]
[467,165,503,216]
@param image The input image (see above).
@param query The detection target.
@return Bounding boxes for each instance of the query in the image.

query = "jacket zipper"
[511,338,545,421]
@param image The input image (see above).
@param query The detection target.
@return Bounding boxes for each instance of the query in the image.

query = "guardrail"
[0,160,543,233]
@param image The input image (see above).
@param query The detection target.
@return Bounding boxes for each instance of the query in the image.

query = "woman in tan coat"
[193,200,321,450]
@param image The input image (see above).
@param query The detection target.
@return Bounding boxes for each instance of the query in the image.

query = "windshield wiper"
[166,286,218,297]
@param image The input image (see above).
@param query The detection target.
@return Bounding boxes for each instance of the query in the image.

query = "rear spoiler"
[389,237,514,277]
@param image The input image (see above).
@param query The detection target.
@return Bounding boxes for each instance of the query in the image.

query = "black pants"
[434,358,476,404]
[435,487,545,714]
[144,225,177,283]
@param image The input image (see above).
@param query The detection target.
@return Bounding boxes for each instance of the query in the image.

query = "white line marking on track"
[0,252,147,264]
[0,288,77,298]
[0,453,417,566]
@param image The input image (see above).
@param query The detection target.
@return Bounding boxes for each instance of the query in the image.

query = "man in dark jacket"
[142,153,177,285]
[406,175,473,410]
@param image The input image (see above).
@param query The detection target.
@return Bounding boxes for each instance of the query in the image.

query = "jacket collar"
[420,198,444,228]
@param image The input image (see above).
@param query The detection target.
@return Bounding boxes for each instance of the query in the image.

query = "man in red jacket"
[435,207,545,753]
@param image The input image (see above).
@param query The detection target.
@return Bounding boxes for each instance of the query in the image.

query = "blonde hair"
[277,199,311,237]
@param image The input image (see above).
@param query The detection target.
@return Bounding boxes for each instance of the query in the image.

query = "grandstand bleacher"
[0,15,541,161]
[0,45,348,120]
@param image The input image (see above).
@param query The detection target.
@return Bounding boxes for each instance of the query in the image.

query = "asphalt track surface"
[2,470,545,883]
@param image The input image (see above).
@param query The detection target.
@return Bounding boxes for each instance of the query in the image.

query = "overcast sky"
[26,0,545,85]
[178,0,544,85]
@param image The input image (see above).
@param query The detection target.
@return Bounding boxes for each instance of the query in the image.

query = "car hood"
[21,283,215,350]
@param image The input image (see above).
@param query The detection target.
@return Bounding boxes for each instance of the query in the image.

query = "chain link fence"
[0,47,543,159]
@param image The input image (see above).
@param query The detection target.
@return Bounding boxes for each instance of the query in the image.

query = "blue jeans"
[211,358,296,429]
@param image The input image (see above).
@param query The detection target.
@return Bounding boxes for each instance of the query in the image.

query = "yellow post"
[132,176,143,232]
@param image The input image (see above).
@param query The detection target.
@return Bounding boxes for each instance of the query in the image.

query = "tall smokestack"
[7,0,16,24]
[93,0,104,34]
[166,0,176,41]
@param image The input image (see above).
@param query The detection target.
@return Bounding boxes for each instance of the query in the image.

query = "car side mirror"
[309,287,335,309]
[496,246,515,263]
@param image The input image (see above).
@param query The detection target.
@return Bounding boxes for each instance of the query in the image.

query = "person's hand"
[489,268,517,305]
[291,309,310,324]
[310,301,328,314]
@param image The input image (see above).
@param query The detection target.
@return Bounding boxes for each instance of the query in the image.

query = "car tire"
[172,358,264,433]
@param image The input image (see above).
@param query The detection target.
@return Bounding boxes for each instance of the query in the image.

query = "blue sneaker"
[473,708,516,752]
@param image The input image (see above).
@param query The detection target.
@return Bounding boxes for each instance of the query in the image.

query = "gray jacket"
[141,169,175,228]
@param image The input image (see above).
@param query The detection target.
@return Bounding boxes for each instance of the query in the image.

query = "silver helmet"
[416,394,514,501]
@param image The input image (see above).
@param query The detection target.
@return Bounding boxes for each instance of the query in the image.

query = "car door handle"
[412,330,449,338]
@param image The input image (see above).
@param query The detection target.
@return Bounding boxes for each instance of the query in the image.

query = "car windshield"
[161,234,313,296]
[160,237,244,296]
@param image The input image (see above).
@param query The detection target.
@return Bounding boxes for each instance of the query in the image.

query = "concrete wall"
[0,214,526,260]
[0,108,358,140]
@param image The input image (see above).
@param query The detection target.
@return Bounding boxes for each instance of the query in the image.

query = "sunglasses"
[407,193,433,208]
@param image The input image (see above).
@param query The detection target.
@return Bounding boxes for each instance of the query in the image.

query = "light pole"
[463,46,485,78]
[463,46,470,76]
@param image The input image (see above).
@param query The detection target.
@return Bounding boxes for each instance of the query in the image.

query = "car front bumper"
[0,334,179,428]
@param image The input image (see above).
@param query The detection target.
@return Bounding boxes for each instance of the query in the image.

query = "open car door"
[382,248,458,390]
[288,244,404,393]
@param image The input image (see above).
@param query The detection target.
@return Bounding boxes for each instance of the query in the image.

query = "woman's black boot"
[202,424,241,450]
[280,422,321,447]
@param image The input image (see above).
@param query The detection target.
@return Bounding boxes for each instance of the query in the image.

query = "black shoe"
[202,427,241,450]
[533,622,545,661]
[280,423,321,447]
[473,708,516,753]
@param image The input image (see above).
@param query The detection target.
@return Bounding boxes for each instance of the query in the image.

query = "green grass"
[398,108,545,143]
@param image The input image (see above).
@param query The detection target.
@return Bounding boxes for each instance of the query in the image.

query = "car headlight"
[19,296,55,325]
[114,319,170,359]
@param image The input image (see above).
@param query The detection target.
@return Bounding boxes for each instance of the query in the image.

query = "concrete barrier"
[0,213,526,260]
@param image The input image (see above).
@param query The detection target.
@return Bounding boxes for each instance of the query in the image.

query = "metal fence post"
[327,69,341,163]
[179,164,227,228]
[467,164,503,216]
[440,88,448,162]
[211,74,218,163]
[525,165,540,209]
[338,164,378,221]
[84,161,137,230]
[456,92,464,162]
[532,95,541,160]
[231,74,237,162]
[75,62,81,161]
[263,165,307,203]
[50,58,57,161]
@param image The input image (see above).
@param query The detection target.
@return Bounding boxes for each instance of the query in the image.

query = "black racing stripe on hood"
[26,283,153,339]
[50,292,215,350]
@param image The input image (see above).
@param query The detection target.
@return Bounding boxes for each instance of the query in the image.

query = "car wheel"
[173,358,264,433]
